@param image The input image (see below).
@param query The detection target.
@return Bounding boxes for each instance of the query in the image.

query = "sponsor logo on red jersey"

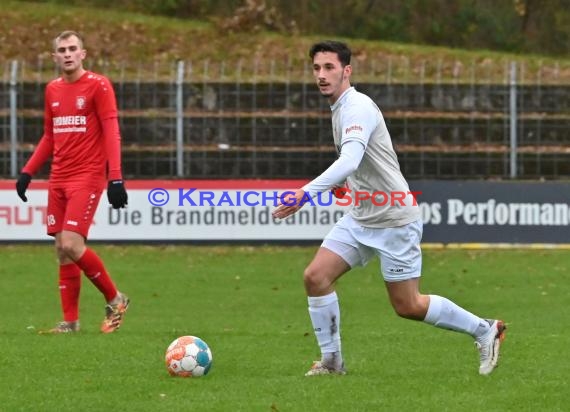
[76,96,86,109]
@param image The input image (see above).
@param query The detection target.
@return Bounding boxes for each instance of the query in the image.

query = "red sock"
[59,263,81,322]
[76,248,118,302]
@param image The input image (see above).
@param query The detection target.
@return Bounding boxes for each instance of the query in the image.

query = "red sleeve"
[102,117,122,180]
[94,75,118,120]
[23,86,54,175]
[94,75,122,180]
[22,134,53,175]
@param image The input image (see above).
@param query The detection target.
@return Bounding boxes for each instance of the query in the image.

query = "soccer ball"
[165,335,213,377]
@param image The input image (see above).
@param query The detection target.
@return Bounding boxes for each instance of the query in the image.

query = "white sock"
[423,295,490,338]
[308,292,342,366]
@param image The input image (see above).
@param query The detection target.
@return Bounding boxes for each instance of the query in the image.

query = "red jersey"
[23,71,122,188]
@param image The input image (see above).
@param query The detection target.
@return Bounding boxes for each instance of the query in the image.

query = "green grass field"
[1,245,569,412]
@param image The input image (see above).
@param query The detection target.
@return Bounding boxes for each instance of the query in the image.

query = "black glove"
[16,173,32,202]
[107,180,128,209]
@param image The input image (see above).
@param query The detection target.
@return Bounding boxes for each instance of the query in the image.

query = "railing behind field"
[1,58,569,180]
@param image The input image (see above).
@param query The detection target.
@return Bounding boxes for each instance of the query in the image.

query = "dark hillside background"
[31,0,570,56]
[1,0,568,180]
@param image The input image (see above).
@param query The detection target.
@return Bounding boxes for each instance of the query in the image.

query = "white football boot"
[475,319,507,375]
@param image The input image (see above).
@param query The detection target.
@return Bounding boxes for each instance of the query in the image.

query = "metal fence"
[1,59,569,180]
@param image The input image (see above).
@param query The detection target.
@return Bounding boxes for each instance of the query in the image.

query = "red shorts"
[47,186,103,238]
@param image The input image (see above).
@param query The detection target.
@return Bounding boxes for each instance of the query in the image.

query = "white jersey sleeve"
[302,140,365,198]
[338,98,379,148]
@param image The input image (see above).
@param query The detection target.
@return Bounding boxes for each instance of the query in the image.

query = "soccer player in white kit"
[272,41,506,376]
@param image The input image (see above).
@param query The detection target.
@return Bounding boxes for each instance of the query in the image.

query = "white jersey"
[327,87,420,228]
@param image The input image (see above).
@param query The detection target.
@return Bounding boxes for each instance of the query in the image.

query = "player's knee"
[391,299,425,320]
[58,239,81,260]
[57,241,73,258]
[303,265,325,293]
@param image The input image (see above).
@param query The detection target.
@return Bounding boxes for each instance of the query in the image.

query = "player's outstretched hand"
[272,189,307,219]
[16,173,32,202]
[107,180,128,209]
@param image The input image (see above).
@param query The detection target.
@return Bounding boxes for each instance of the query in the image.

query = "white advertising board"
[0,180,344,241]
[3,179,569,245]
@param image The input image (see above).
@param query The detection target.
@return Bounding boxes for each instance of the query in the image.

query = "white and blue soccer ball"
[165,335,213,377]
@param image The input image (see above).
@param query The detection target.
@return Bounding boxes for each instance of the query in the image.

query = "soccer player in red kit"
[15,30,130,334]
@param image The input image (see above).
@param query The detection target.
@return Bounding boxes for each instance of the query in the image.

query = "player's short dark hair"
[53,30,84,51]
[309,41,351,66]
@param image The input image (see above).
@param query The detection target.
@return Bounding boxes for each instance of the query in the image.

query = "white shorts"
[322,214,423,282]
